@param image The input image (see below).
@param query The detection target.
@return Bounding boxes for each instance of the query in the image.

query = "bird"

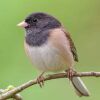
[17,12,90,97]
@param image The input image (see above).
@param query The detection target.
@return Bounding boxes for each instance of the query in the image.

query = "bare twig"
[12,94,23,100]
[0,71,100,100]
[0,87,22,100]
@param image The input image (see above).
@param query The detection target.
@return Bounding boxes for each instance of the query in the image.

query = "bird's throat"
[25,29,49,47]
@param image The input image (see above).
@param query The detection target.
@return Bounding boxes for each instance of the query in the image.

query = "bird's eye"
[32,18,38,23]
[25,18,38,24]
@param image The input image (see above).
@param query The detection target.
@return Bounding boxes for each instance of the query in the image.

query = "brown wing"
[62,29,78,62]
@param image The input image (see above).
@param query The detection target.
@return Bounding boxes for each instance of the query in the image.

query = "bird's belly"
[25,43,67,72]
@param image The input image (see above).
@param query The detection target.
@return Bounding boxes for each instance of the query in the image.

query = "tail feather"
[71,77,90,97]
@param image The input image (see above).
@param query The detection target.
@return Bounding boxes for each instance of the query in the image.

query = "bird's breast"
[24,41,67,72]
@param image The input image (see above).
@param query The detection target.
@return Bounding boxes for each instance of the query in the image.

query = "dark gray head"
[18,12,61,31]
[18,12,61,46]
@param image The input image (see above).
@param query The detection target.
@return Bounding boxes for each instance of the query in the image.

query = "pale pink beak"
[17,21,28,28]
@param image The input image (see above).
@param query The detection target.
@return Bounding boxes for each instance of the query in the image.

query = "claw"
[65,68,76,80]
[37,76,44,88]
[36,72,45,88]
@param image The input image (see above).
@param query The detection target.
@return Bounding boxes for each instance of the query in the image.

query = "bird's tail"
[71,77,90,97]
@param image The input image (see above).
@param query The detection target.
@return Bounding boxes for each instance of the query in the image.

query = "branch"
[0,71,100,100]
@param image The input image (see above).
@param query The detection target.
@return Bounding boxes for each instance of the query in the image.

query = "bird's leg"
[65,68,76,80]
[37,72,45,88]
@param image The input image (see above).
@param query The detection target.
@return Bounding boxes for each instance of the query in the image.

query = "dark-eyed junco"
[18,12,90,96]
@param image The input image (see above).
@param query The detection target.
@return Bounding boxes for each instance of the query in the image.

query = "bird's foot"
[65,68,76,80]
[36,72,45,88]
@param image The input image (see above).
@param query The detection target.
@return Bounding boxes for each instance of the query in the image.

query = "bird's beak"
[17,21,28,28]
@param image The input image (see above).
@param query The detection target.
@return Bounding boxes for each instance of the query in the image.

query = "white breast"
[24,42,68,72]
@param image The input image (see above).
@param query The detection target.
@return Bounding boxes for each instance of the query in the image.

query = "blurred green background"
[0,0,100,100]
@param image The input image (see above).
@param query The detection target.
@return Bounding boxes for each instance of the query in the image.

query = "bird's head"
[17,12,61,32]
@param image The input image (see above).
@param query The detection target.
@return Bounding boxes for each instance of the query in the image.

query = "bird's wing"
[62,28,78,62]
[49,28,78,64]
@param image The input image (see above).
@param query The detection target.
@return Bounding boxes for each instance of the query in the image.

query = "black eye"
[25,18,38,23]
[32,18,38,23]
